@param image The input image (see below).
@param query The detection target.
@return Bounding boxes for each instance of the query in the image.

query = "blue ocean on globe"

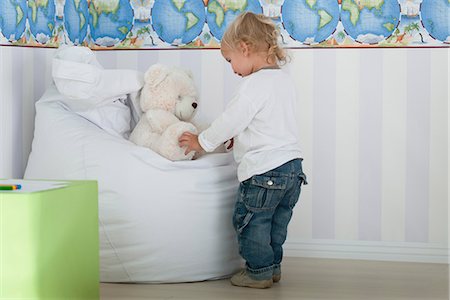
[28,0,56,44]
[0,0,28,41]
[89,0,134,47]
[152,0,206,45]
[206,0,263,42]
[420,0,450,43]
[341,0,400,44]
[282,0,340,44]
[64,0,89,44]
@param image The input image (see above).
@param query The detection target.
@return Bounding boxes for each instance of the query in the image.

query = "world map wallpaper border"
[0,0,448,50]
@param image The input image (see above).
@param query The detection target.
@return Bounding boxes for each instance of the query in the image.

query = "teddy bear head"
[140,64,198,121]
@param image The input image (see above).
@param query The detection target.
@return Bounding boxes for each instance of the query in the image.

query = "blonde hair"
[221,11,288,66]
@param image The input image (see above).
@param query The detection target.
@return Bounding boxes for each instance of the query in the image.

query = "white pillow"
[52,46,144,109]
[51,46,144,138]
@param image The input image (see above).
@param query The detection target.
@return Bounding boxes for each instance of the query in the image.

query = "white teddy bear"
[129,64,199,161]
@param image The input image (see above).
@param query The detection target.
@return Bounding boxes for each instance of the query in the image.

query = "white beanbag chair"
[24,84,242,282]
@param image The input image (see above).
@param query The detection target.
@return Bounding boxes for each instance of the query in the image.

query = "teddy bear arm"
[145,109,180,134]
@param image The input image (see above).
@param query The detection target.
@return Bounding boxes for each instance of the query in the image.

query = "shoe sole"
[230,279,273,289]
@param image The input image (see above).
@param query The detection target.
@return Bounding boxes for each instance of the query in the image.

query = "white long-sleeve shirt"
[199,68,303,182]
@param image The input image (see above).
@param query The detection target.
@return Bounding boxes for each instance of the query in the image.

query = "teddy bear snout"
[192,102,198,109]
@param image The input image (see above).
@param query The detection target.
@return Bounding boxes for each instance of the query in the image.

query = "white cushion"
[52,46,144,106]
[24,85,242,283]
[50,46,145,138]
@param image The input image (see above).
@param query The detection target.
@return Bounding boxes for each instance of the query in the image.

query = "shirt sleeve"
[198,93,258,152]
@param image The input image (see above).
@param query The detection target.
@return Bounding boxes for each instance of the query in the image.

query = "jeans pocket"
[244,175,287,212]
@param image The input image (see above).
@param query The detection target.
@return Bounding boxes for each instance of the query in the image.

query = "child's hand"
[178,132,204,155]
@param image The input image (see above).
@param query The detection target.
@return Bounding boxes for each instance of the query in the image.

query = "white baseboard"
[284,239,449,264]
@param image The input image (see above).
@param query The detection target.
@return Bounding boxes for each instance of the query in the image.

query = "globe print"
[341,0,400,44]
[152,0,206,45]
[281,0,339,44]
[88,0,134,47]
[0,0,27,41]
[64,0,89,44]
[420,0,450,43]
[28,0,56,44]
[206,0,263,42]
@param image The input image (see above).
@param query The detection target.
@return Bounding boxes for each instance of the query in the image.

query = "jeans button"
[267,180,273,186]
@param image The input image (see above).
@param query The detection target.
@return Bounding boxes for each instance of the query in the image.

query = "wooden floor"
[100,257,449,300]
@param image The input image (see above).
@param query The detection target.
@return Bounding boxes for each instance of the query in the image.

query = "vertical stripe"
[22,48,36,175]
[180,50,203,94]
[405,49,431,243]
[137,50,159,73]
[44,49,54,88]
[448,50,450,262]
[428,49,447,244]
[196,50,224,129]
[96,51,118,69]
[12,49,24,178]
[359,50,382,241]
[116,50,138,70]
[289,49,314,240]
[33,49,46,107]
[381,49,407,242]
[158,50,181,66]
[335,49,360,241]
[312,50,336,239]
[0,47,13,178]
[32,48,53,100]
[222,53,242,107]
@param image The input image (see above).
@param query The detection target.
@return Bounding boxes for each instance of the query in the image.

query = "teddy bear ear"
[144,64,170,87]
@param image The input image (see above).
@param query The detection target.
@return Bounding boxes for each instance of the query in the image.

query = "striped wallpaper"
[0,47,448,262]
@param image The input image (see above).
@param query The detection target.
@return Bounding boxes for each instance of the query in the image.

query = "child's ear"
[239,41,250,56]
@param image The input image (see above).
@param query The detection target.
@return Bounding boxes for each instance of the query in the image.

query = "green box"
[0,180,99,299]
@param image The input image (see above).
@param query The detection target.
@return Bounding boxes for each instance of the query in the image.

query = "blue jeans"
[232,158,307,281]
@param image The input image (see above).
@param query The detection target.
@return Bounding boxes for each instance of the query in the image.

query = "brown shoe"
[273,274,281,283]
[230,270,273,289]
